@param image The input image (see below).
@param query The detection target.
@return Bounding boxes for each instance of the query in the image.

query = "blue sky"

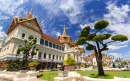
[0,0,130,60]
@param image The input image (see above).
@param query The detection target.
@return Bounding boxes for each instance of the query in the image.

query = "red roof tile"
[70,41,75,44]
[42,34,61,43]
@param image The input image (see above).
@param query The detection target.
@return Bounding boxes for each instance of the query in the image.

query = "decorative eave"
[42,34,64,47]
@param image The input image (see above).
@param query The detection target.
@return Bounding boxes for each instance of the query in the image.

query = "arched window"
[68,54,70,56]
[17,45,21,54]
[22,33,25,39]
[38,52,42,59]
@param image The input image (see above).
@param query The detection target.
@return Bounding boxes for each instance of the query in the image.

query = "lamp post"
[83,57,87,68]
[50,59,53,70]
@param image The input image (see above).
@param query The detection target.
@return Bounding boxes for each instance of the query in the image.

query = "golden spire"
[25,4,33,19]
[64,22,65,32]
[62,22,67,37]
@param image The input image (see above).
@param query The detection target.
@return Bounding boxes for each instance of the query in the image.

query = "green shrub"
[89,74,114,79]
[123,69,130,71]
[102,62,107,66]
[80,64,84,67]
[52,69,60,71]
[88,63,92,66]
[7,58,21,71]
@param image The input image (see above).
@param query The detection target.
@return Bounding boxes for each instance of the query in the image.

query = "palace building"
[86,51,110,66]
[0,8,86,70]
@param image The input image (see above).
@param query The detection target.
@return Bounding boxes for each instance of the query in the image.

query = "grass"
[39,71,58,81]
[89,74,114,79]
[38,70,130,81]
[93,67,98,70]
[77,71,130,78]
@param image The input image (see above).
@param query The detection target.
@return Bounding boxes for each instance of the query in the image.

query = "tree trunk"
[97,58,105,75]
[24,55,28,70]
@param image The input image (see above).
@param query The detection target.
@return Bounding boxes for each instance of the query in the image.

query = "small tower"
[57,23,72,43]
[25,5,33,19]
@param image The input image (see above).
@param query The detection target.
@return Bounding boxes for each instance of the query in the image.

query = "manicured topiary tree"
[18,35,39,69]
[63,55,77,65]
[76,20,128,75]
[122,61,128,65]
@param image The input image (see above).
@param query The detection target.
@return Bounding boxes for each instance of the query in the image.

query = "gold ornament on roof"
[61,22,68,37]
[25,4,33,19]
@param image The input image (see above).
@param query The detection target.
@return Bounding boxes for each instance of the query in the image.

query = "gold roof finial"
[25,4,33,19]
[29,4,33,15]
[64,22,65,32]
[62,22,67,37]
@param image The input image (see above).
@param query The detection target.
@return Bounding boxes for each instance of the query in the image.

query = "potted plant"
[63,55,77,71]
[37,73,43,78]
[58,63,68,77]
[80,64,84,68]
[28,60,39,71]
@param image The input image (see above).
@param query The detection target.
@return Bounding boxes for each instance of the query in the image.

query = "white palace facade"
[0,8,86,70]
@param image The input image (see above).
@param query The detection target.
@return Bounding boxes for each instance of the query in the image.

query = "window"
[60,56,61,60]
[45,40,48,46]
[22,33,25,39]
[68,54,70,56]
[38,52,41,59]
[49,54,51,59]
[17,45,21,54]
[49,42,52,47]
[40,39,44,45]
[59,46,61,50]
[44,53,46,58]
[62,47,64,51]
[53,43,55,48]
[56,55,58,60]
[53,55,55,59]
[56,45,59,49]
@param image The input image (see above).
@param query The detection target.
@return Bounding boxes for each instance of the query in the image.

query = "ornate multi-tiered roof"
[57,24,72,43]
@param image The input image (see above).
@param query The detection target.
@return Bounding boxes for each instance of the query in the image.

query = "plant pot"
[65,65,76,71]
[19,70,28,74]
[30,67,36,71]
[58,71,68,77]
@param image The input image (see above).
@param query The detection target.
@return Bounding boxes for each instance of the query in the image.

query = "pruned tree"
[18,35,39,69]
[76,20,128,75]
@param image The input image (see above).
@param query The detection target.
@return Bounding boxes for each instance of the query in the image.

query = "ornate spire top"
[62,22,68,37]
[25,5,33,19]
[64,22,65,32]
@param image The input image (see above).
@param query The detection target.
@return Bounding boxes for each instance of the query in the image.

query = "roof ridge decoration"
[25,5,33,19]
[61,22,68,37]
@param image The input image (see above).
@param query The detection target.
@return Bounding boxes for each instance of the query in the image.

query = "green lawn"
[39,70,130,81]
[39,71,58,81]
[77,71,130,78]
[93,67,98,70]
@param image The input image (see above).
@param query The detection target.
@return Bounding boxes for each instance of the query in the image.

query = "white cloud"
[128,52,130,53]
[79,45,84,48]
[0,26,7,38]
[0,13,9,20]
[108,45,127,50]
[56,32,61,37]
[90,9,94,13]
[109,53,123,59]
[75,30,80,36]
[0,0,27,16]
[125,52,130,56]
[104,1,130,41]
[34,0,85,24]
